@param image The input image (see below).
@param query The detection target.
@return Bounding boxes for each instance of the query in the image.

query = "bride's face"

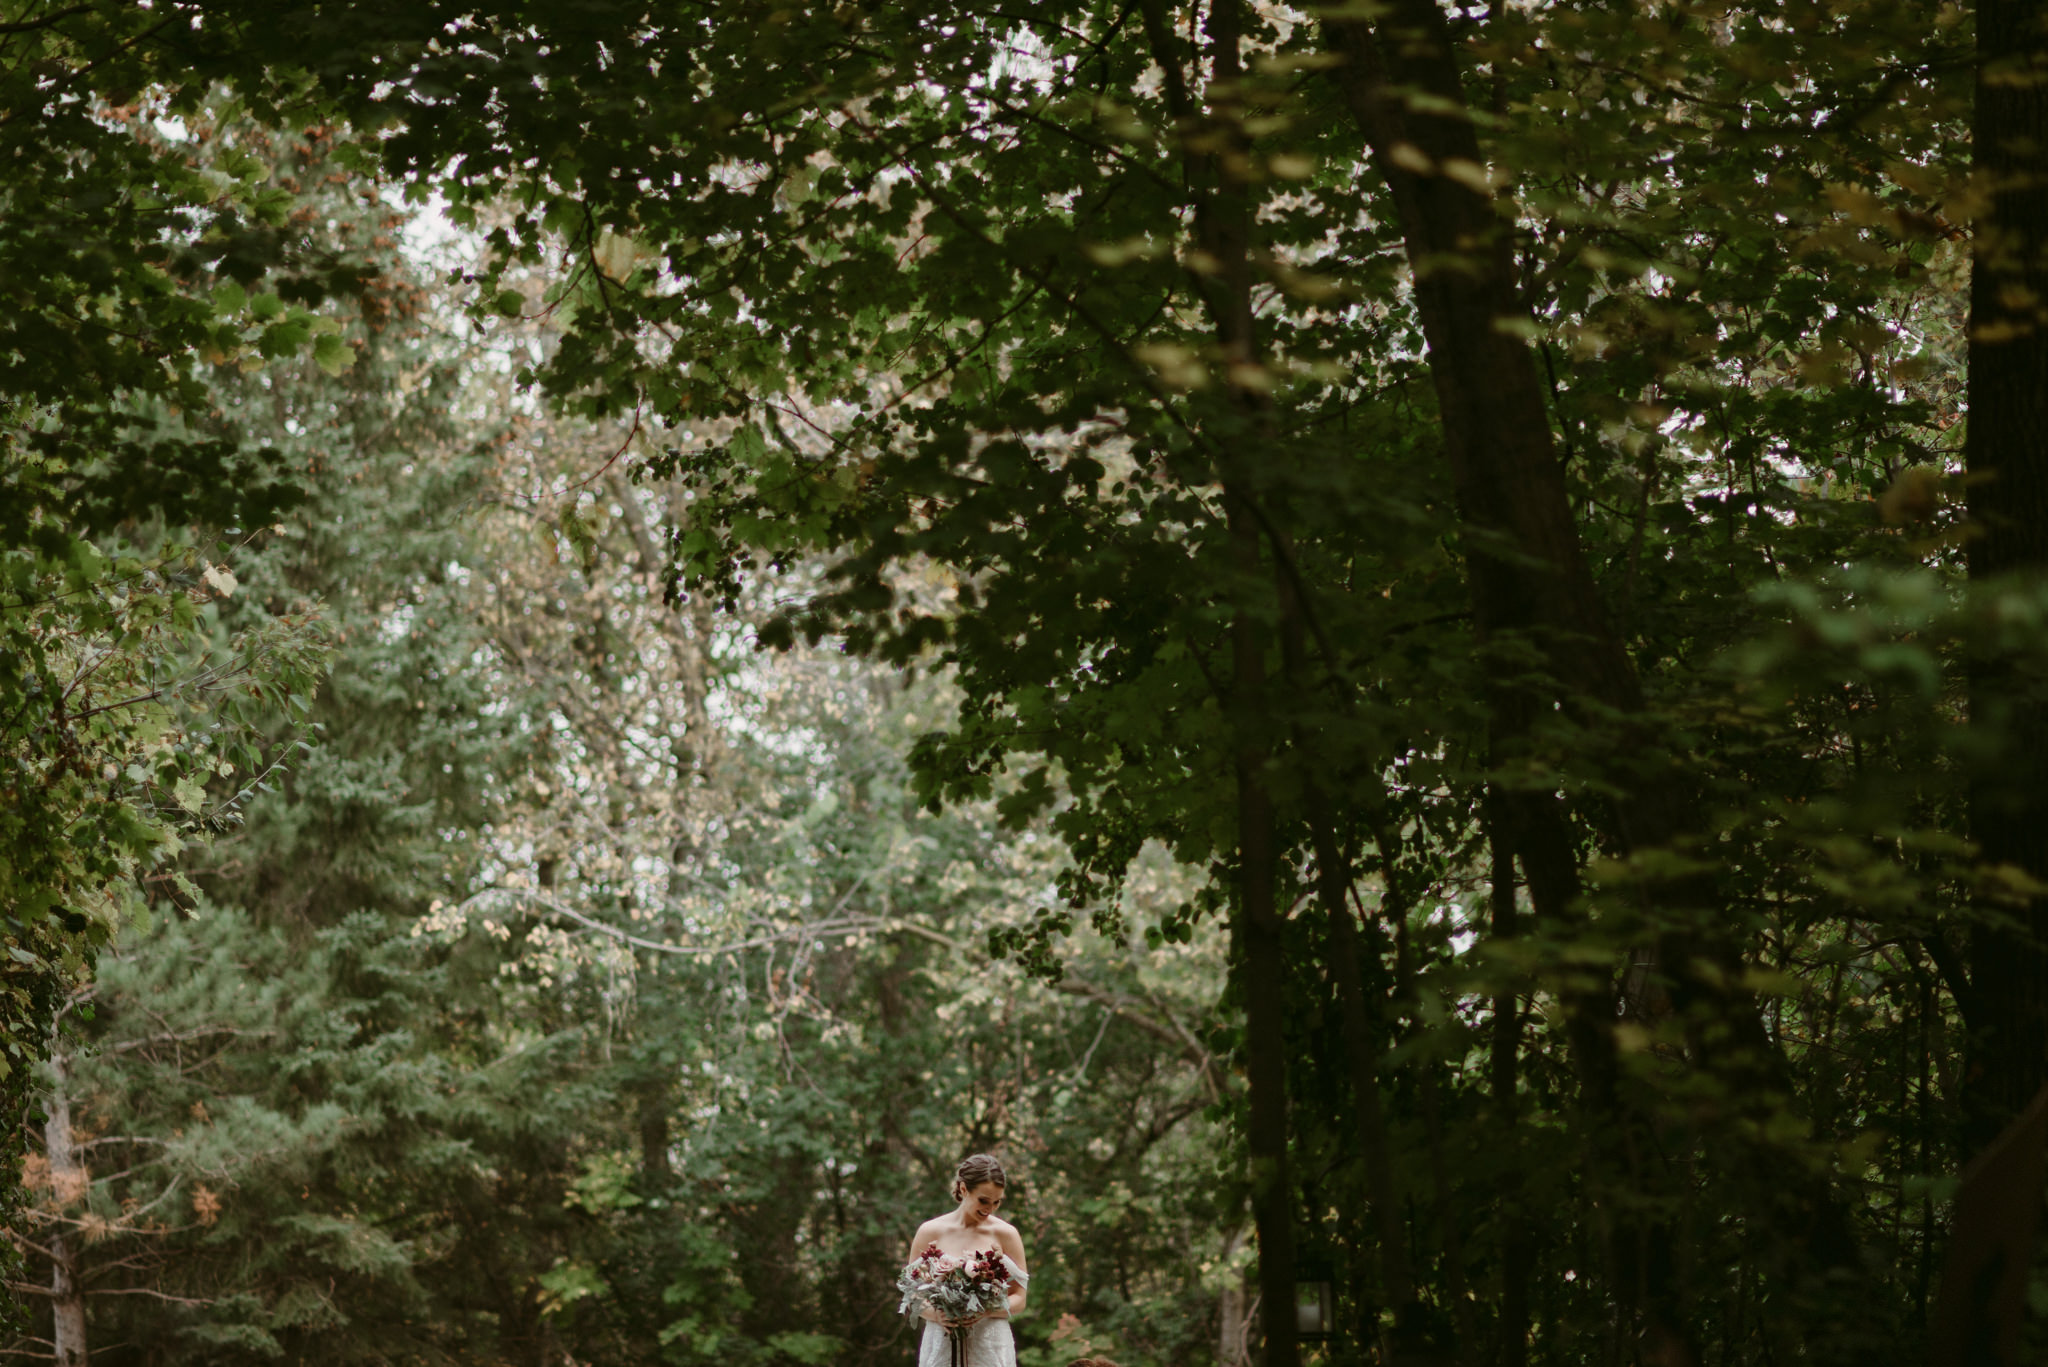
[958,1181,1005,1226]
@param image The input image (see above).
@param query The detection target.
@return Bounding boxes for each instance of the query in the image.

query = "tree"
[1961,0,2048,1149]
[0,19,349,1290]
[9,148,1242,1363]
[245,1,1966,1357]
[17,1,2048,1363]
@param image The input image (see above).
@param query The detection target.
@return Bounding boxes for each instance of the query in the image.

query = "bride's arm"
[904,1221,934,1265]
[905,1221,946,1324]
[994,1226,1029,1319]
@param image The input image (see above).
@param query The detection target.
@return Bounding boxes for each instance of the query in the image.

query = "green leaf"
[313,333,354,376]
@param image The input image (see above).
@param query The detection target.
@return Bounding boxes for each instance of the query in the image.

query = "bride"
[904,1153,1030,1367]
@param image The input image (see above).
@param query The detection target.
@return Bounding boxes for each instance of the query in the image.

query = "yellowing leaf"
[1387,142,1435,175]
[593,229,656,282]
[1132,343,1209,391]
[1440,158,1493,194]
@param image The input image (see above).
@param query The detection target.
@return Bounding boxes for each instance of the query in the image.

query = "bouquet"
[897,1244,1011,1366]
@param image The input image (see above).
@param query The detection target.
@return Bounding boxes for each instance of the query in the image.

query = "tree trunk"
[45,1051,87,1367]
[637,1082,674,1188]
[1274,479,1418,1352]
[1150,0,1297,1358]
[1316,7,1654,742]
[1309,817,1418,1349]
[1315,3,1877,1356]
[1962,0,2048,1155]
[1488,805,1532,1367]
[734,1149,818,1344]
[1930,1085,2048,1367]
[1218,1221,1253,1367]
[1316,3,1695,1349]
[49,1230,85,1367]
[1230,488,1298,1367]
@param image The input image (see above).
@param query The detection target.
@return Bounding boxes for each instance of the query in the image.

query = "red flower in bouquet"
[897,1243,1014,1365]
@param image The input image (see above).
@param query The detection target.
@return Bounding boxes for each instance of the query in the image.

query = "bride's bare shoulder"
[905,1216,943,1261]
[989,1215,1025,1252]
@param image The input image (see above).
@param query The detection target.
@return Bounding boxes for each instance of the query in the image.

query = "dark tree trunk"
[1310,4,1887,1359]
[1488,804,1532,1367]
[1155,1,1298,1359]
[1308,817,1418,1347]
[1962,0,2048,1155]
[1317,8,1653,739]
[637,1081,674,1188]
[1274,472,1418,1351]
[734,1149,818,1344]
[1930,1088,2048,1367]
[1318,8,1688,1355]
[1231,489,1298,1367]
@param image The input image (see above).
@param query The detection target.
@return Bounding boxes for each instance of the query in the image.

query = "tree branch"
[80,1286,216,1305]
[0,4,92,37]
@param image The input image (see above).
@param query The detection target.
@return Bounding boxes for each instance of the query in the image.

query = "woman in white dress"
[904,1153,1030,1367]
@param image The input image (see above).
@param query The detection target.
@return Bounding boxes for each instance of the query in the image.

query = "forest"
[3,0,2046,1365]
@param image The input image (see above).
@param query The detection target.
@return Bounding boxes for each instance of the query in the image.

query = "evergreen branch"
[79,1286,216,1305]
[106,1026,277,1055]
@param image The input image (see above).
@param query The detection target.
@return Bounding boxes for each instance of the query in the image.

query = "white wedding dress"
[915,1255,1028,1367]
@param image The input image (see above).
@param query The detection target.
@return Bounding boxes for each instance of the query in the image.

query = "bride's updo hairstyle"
[951,1152,1006,1201]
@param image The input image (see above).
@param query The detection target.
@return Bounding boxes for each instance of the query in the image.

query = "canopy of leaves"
[9,0,2048,1364]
